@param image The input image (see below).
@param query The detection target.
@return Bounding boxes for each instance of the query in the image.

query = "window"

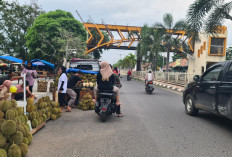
[201,66,223,81]
[225,63,232,82]
[209,37,225,55]
[76,65,93,70]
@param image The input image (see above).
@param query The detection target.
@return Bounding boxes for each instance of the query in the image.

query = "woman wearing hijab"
[58,66,70,112]
[22,61,37,93]
[0,80,12,101]
[94,61,123,117]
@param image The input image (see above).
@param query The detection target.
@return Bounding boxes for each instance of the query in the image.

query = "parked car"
[183,60,232,119]
[69,58,100,72]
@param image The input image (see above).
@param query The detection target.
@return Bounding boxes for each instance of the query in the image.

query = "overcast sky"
[16,0,232,64]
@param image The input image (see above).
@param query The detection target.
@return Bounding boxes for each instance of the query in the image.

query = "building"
[187,26,227,75]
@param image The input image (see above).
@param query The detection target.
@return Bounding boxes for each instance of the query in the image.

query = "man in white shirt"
[58,66,69,112]
[145,70,154,86]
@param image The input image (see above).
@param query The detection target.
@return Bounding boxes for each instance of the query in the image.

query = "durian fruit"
[51,114,56,120]
[23,115,28,122]
[41,109,46,114]
[16,107,24,116]
[31,119,38,128]
[15,117,22,126]
[0,101,11,112]
[19,143,28,157]
[0,118,6,132]
[22,137,28,145]
[37,110,42,117]
[82,107,88,111]
[39,103,45,109]
[0,133,6,148]
[37,118,41,125]
[9,131,23,145]
[17,124,27,137]
[38,98,43,104]
[29,112,36,121]
[27,134,33,145]
[0,110,4,119]
[26,104,34,113]
[42,114,47,121]
[5,109,15,120]
[0,148,7,157]
[27,98,33,105]
[1,120,16,136]
[46,112,51,119]
[10,100,17,108]
[52,108,59,114]
[8,144,21,157]
[40,117,44,123]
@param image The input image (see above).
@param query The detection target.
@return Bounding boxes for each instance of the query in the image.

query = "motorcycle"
[127,75,131,81]
[145,80,154,94]
[95,90,116,122]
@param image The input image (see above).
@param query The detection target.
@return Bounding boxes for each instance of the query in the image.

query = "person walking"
[58,66,69,112]
[22,61,37,93]
[66,71,82,109]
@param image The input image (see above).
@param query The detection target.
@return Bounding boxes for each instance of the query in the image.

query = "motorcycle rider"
[94,61,123,117]
[145,70,154,88]
[110,65,121,88]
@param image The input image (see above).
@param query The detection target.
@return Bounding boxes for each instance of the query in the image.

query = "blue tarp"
[0,56,55,69]
[0,56,23,64]
[66,68,98,74]
[31,59,55,69]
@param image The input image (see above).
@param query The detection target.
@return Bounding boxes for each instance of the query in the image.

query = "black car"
[183,60,232,119]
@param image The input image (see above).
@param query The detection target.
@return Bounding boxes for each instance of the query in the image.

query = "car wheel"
[185,94,199,116]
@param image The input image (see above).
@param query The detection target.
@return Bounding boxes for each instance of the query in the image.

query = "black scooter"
[145,80,154,94]
[95,90,116,122]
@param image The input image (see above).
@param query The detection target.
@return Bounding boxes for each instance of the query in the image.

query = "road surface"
[27,78,232,157]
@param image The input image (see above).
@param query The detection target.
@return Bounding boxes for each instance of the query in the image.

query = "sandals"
[65,106,72,112]
[118,113,124,117]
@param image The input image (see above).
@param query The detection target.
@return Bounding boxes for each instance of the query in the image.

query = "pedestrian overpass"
[83,23,194,54]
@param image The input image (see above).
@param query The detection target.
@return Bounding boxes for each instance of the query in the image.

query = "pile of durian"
[78,93,95,111]
[27,96,62,126]
[0,100,33,157]
[76,73,97,89]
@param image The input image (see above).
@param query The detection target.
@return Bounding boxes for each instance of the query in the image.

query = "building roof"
[163,58,188,69]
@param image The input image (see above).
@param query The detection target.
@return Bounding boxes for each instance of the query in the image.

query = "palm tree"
[123,53,136,69]
[154,13,187,72]
[187,0,232,34]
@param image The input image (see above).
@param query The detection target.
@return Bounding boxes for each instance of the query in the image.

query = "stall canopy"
[31,59,55,69]
[67,68,98,74]
[0,56,23,64]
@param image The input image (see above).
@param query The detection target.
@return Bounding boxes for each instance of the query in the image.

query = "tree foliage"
[25,9,87,66]
[154,13,187,71]
[0,1,44,59]
[187,0,232,34]
[113,53,136,69]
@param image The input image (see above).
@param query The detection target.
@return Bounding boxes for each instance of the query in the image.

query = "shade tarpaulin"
[66,68,98,74]
[0,56,23,63]
[31,59,55,69]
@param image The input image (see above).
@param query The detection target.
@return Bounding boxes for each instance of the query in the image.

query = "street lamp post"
[65,45,77,68]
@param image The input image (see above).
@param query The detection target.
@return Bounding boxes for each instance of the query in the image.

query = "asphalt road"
[27,78,232,157]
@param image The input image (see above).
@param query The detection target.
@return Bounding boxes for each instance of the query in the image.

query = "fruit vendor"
[22,61,37,93]
[11,80,36,100]
[67,71,82,109]
[58,66,69,112]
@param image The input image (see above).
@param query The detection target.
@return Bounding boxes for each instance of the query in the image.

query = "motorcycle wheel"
[100,112,107,122]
